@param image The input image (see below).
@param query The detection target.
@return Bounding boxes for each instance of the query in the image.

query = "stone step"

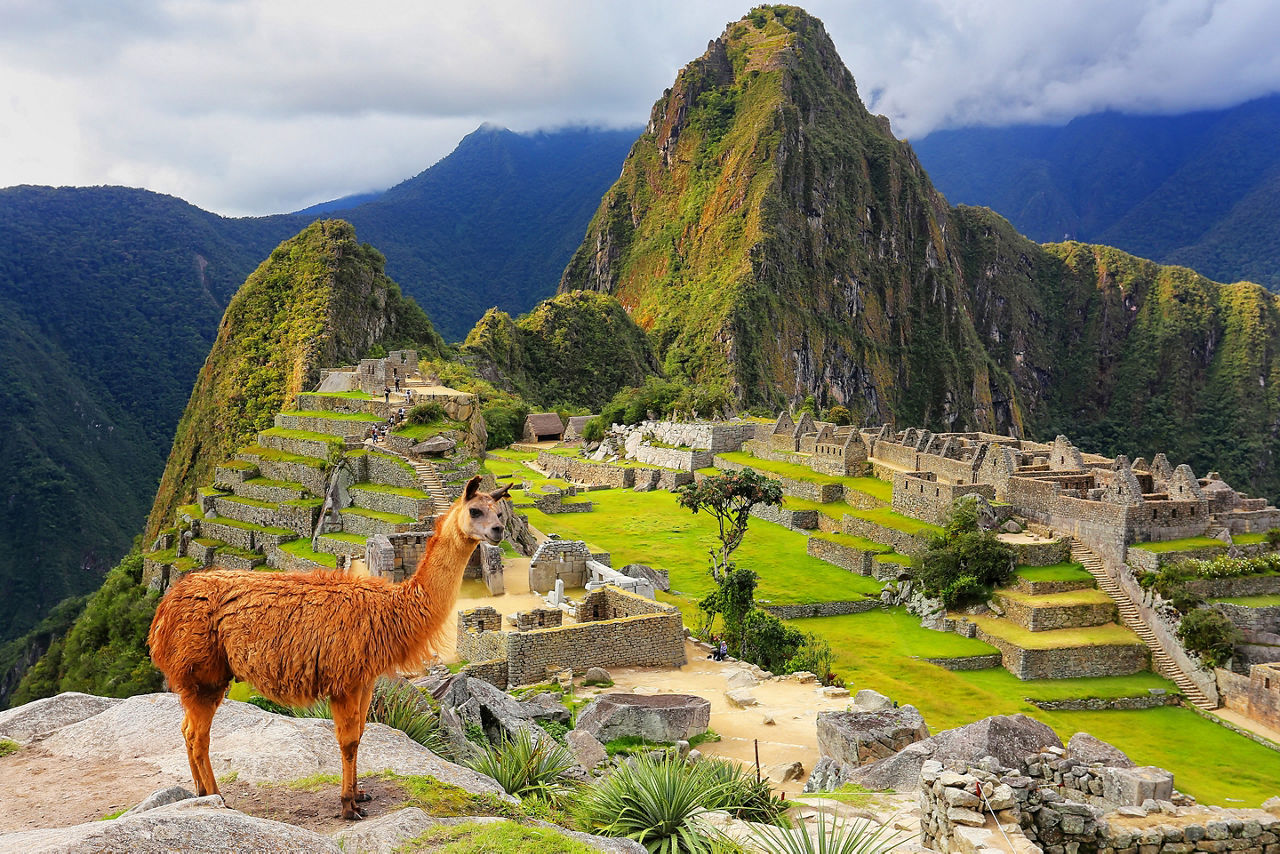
[275,410,382,438]
[214,461,260,490]
[995,590,1117,632]
[338,507,425,537]
[234,477,312,503]
[348,484,434,521]
[211,494,321,538]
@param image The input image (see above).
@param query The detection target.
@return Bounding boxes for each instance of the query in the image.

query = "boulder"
[621,563,670,593]
[120,786,197,817]
[583,667,613,685]
[766,761,806,784]
[852,689,894,711]
[411,435,456,456]
[28,692,506,796]
[575,694,711,744]
[819,686,850,698]
[1001,520,1023,534]
[726,669,758,690]
[846,714,1061,793]
[0,692,123,745]
[567,729,608,772]
[1100,766,1175,806]
[816,706,929,769]
[432,675,567,744]
[1066,731,1135,768]
[0,795,340,853]
[725,688,758,708]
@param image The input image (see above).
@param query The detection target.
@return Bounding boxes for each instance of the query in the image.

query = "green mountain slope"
[558,5,1280,498]
[461,291,660,408]
[144,219,442,541]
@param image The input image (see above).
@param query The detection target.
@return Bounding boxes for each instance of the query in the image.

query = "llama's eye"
[469,508,482,518]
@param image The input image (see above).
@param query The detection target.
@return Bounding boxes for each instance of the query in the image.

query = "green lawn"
[810,531,892,553]
[339,507,416,525]
[874,553,912,566]
[847,506,943,536]
[714,451,892,502]
[1131,536,1229,553]
[1232,532,1268,546]
[287,409,380,422]
[1211,594,1280,606]
[1014,562,1092,583]
[967,615,1142,649]
[997,588,1114,608]
[275,540,337,567]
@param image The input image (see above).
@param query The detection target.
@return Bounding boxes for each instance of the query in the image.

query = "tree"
[826,405,851,426]
[677,469,784,582]
[913,497,1014,609]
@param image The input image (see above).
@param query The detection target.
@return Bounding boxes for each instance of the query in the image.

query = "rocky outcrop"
[1065,731,1136,769]
[574,694,711,743]
[0,691,123,744]
[804,706,929,792]
[431,674,570,746]
[845,714,1062,793]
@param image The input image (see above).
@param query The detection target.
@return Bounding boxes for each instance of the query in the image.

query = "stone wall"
[998,595,1116,632]
[975,628,1148,679]
[761,599,879,619]
[1213,603,1280,637]
[872,440,919,472]
[1009,538,1072,567]
[631,444,714,472]
[714,456,844,502]
[1190,575,1280,599]
[920,654,1004,671]
[505,588,686,687]
[538,452,635,489]
[211,496,317,536]
[750,503,819,531]
[629,467,694,491]
[841,515,928,555]
[807,536,876,576]
[1218,663,1280,731]
[892,472,994,525]
[533,492,594,514]
[1028,693,1177,711]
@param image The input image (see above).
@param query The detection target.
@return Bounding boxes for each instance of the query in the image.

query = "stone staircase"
[1069,540,1216,709]
[410,459,450,516]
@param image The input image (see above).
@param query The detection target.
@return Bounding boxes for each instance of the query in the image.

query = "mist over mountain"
[912,95,1280,290]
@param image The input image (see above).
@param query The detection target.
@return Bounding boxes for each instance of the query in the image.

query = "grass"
[873,553,912,566]
[1210,593,1280,606]
[202,516,297,537]
[403,821,596,854]
[997,588,1114,608]
[603,735,674,757]
[260,426,345,447]
[1131,536,1229,553]
[0,738,19,757]
[1232,532,1268,545]
[240,443,329,469]
[242,476,307,492]
[340,507,417,525]
[809,531,892,553]
[100,808,127,821]
[714,451,892,502]
[1014,562,1093,583]
[393,422,460,440]
[393,771,518,818]
[277,539,339,567]
[306,390,375,400]
[966,615,1142,649]
[846,506,943,536]
[278,772,340,792]
[350,483,432,499]
[285,409,381,422]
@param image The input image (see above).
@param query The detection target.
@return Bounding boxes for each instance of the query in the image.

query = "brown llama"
[149,475,510,820]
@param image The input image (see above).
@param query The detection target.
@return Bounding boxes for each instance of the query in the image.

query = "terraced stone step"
[339,506,424,537]
[348,484,434,520]
[270,539,339,572]
[412,462,449,514]
[234,477,313,503]
[212,494,321,537]
[995,589,1117,632]
[257,427,345,460]
[210,546,268,572]
[214,460,260,490]
[295,392,383,415]
[275,410,382,438]
[315,531,368,557]
[197,514,299,553]
[966,615,1148,680]
[237,445,330,496]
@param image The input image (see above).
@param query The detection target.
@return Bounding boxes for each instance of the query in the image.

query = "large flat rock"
[0,692,124,745]
[28,692,506,795]
[575,693,711,743]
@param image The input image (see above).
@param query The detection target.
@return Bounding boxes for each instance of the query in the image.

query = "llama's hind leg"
[179,690,223,797]
[330,686,375,820]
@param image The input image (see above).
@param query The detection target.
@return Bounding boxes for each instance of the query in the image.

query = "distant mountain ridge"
[912,95,1280,289]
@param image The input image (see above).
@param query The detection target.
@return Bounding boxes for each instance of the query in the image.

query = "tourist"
[718,639,728,661]
[384,386,390,404]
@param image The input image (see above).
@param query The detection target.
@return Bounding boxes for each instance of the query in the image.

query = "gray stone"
[574,694,711,743]
[1100,766,1175,807]
[945,787,982,808]
[30,692,506,797]
[820,685,851,698]
[949,807,987,827]
[411,435,456,455]
[120,786,196,817]
[767,760,807,783]
[1067,732,1136,769]
[726,669,758,690]
[1116,806,1149,818]
[0,797,341,853]
[331,806,437,853]
[0,691,124,745]
[853,689,895,711]
[584,667,613,685]
[810,705,929,787]
[567,729,608,772]
[726,688,759,708]
[849,714,1061,793]
[432,675,562,745]
[620,564,670,593]
[1001,520,1024,534]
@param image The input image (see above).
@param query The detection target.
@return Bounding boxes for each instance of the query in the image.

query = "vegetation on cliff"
[144,219,443,541]
[461,290,660,410]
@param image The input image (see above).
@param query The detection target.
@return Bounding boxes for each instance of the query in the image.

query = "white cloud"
[1,0,1277,214]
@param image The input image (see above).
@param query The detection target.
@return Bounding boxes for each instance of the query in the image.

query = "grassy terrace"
[714,451,892,502]
[303,390,375,400]
[1131,536,1228,553]
[483,448,1280,805]
[350,483,432,499]
[218,493,322,510]
[966,615,1142,649]
[998,588,1114,607]
[277,539,337,567]
[260,426,345,447]
[1211,593,1280,606]
[340,507,416,525]
[243,477,308,492]
[846,506,943,536]
[240,444,329,468]
[286,409,381,422]
[810,531,893,553]
[1014,562,1093,583]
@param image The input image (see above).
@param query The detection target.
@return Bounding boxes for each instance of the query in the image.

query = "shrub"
[575,755,736,853]
[1177,608,1240,668]
[912,499,1014,609]
[739,609,806,674]
[742,809,909,854]
[786,633,837,685]
[367,678,451,758]
[483,403,529,449]
[698,758,789,825]
[798,395,818,417]
[826,405,851,426]
[582,417,605,443]
[406,401,445,425]
[1148,561,1205,614]
[1267,528,1280,547]
[466,727,576,800]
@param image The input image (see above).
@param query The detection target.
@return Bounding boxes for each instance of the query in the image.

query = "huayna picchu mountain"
[144,219,443,543]
[557,5,1280,498]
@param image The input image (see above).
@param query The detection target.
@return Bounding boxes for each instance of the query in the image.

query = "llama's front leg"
[331,688,374,820]
[354,683,374,803]
[180,692,222,798]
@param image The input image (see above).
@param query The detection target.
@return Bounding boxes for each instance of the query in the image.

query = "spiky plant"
[466,726,577,800]
[743,809,911,854]
[698,758,790,825]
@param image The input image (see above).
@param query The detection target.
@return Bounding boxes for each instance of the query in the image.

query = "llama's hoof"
[340,807,366,820]
[355,790,372,803]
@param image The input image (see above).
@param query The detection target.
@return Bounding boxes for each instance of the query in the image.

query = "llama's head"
[456,475,511,544]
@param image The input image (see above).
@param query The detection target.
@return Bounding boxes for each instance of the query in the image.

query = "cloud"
[0,0,1277,214]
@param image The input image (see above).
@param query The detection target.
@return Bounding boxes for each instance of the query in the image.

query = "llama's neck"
[398,512,479,638]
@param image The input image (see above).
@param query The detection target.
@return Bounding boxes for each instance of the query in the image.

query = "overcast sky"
[3,0,1278,216]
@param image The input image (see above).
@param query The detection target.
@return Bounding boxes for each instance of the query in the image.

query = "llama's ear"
[491,483,511,501]
[464,475,482,500]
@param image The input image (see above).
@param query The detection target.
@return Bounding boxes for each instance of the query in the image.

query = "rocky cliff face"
[144,220,443,539]
[560,5,1280,497]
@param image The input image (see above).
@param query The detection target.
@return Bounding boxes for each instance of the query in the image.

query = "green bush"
[912,499,1014,609]
[1177,608,1240,668]
[1147,561,1206,614]
[483,403,529,450]
[739,609,806,674]
[575,755,737,853]
[467,727,576,801]
[1266,528,1280,547]
[367,678,451,758]
[785,634,837,685]
[582,417,605,443]
[826,405,851,426]
[406,401,445,425]
[698,758,789,825]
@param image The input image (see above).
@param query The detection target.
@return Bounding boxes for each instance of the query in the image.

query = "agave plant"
[697,758,790,826]
[743,809,911,854]
[466,725,577,800]
[576,755,740,854]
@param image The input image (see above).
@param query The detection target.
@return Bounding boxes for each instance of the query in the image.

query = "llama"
[149,475,510,819]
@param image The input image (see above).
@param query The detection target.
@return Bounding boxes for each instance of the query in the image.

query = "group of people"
[709,636,729,661]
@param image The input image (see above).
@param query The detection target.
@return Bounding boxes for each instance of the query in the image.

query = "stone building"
[522,413,565,443]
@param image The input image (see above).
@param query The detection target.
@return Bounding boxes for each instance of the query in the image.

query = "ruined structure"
[522,413,565,443]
